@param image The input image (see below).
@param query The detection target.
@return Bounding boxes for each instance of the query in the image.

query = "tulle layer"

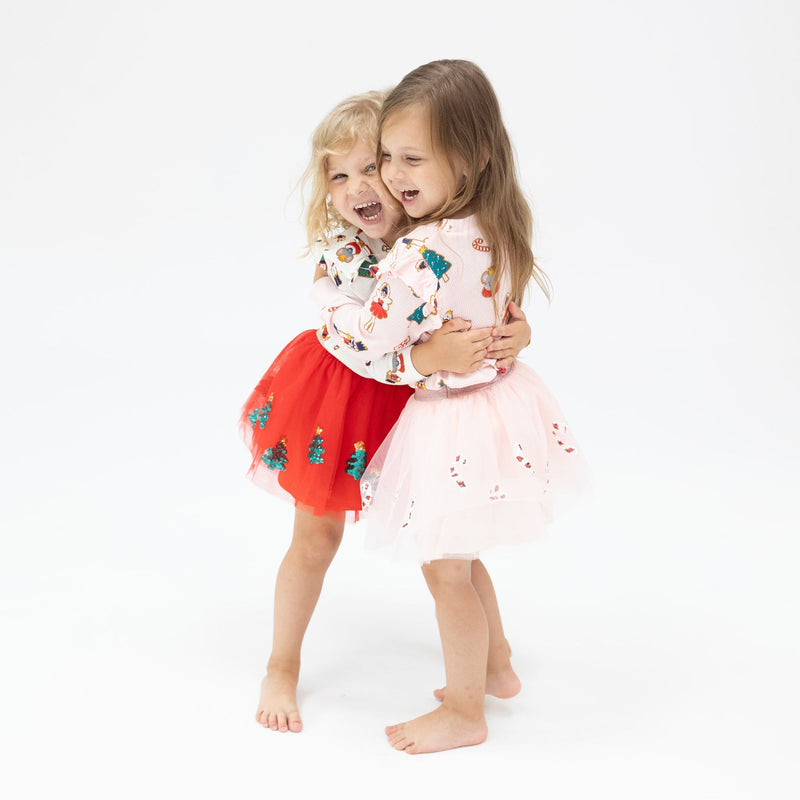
[360,362,589,561]
[239,330,413,522]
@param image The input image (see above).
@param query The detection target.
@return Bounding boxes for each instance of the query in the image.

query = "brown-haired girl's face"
[380,105,463,219]
[326,138,402,242]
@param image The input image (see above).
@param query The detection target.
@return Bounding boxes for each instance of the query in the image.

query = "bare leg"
[255,508,344,732]
[434,559,520,701]
[385,559,488,754]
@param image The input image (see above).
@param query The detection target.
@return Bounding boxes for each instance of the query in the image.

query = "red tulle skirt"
[239,330,413,522]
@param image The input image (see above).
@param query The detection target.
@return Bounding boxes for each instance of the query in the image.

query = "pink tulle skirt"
[360,362,589,562]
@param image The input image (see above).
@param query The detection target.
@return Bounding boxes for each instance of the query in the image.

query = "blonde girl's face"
[380,105,463,219]
[327,138,403,243]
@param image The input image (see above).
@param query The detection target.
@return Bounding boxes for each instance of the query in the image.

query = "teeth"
[355,201,381,222]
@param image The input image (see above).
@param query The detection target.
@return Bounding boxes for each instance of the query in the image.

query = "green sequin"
[308,428,325,465]
[345,442,367,480]
[248,393,273,429]
[262,437,288,471]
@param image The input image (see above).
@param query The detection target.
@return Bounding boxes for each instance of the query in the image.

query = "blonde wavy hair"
[300,90,390,253]
[379,60,551,306]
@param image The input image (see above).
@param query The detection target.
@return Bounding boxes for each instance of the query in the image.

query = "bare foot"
[385,706,487,754]
[254,669,303,732]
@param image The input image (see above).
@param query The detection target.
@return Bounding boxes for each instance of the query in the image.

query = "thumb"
[506,301,526,321]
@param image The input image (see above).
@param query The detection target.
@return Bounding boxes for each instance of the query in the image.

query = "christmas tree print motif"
[407,303,427,324]
[345,441,367,480]
[248,393,273,429]
[357,254,379,278]
[420,247,451,280]
[399,239,451,281]
[308,427,325,464]
[262,437,288,471]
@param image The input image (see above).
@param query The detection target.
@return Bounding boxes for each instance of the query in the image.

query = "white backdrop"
[2,1,798,797]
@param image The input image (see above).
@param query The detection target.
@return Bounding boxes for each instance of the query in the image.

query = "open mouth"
[401,190,419,202]
[355,202,382,222]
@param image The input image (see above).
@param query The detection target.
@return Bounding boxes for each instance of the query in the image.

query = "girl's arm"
[313,248,489,384]
[357,320,490,385]
[311,239,502,388]
[311,260,442,370]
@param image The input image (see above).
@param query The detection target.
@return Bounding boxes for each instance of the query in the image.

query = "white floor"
[2,412,797,798]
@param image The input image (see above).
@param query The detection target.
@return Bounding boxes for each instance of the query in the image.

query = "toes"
[256,708,301,732]
[391,736,410,751]
[288,713,303,733]
[386,725,411,750]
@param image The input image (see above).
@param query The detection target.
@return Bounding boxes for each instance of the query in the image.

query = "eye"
[406,156,420,164]
[329,172,346,182]
[381,152,391,162]
[365,163,377,174]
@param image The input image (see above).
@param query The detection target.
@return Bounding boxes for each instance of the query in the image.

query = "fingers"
[494,355,516,372]
[493,303,529,337]
[491,322,514,337]
[440,317,472,332]
[455,329,493,348]
[487,348,513,361]
[486,339,516,357]
[507,301,527,321]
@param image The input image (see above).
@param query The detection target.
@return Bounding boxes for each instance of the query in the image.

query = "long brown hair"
[379,60,550,306]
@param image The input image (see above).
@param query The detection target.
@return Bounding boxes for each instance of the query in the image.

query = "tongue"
[359,203,381,220]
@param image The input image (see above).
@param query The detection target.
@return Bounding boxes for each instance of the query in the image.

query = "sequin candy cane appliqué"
[551,422,575,453]
[449,455,468,488]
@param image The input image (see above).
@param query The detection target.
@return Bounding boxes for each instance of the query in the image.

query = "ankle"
[266,658,300,679]
[441,695,486,722]
[487,644,512,671]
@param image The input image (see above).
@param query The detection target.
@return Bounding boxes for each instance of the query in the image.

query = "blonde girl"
[240,89,532,733]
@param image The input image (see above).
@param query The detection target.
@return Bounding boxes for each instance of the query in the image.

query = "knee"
[292,516,343,567]
[422,559,473,595]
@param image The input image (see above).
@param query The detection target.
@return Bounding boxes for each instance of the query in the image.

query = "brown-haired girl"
[312,61,588,753]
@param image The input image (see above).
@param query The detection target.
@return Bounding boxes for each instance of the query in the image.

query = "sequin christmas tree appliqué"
[248,394,273,429]
[345,441,367,480]
[262,437,288,471]
[308,428,325,464]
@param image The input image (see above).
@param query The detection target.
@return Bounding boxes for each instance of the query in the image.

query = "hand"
[410,318,493,375]
[487,302,531,364]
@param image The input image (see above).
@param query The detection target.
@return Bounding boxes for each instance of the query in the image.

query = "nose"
[382,161,401,186]
[349,175,370,197]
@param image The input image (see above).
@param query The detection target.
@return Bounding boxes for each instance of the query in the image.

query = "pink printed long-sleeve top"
[310,215,512,390]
